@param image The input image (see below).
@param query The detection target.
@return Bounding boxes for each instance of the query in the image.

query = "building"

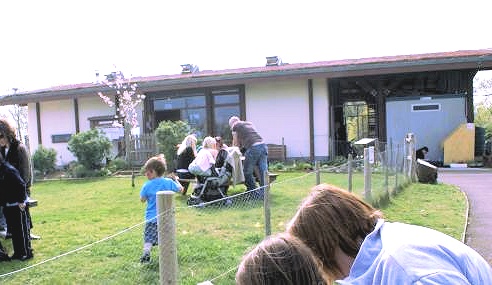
[1,49,492,166]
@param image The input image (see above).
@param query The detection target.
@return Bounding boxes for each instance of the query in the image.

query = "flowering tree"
[97,70,145,128]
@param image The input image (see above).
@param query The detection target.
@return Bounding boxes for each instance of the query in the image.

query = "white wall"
[27,95,140,166]
[312,78,329,158]
[78,96,115,131]
[35,100,77,165]
[246,79,311,159]
[27,102,38,156]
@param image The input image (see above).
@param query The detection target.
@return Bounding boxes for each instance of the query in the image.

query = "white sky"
[1,0,491,97]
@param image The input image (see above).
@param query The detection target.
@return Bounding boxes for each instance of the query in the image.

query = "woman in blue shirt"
[287,184,492,284]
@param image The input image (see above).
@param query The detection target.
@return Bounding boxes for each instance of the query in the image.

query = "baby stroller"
[187,147,244,206]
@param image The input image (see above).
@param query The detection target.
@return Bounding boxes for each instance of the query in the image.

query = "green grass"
[383,183,467,240]
[0,172,466,284]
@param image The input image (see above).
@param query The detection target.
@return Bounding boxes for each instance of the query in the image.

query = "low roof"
[2,49,492,105]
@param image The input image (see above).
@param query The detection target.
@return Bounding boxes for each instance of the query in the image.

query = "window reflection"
[148,87,241,139]
[214,106,239,144]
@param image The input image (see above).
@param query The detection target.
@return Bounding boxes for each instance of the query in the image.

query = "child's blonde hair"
[177,134,197,156]
[143,154,167,176]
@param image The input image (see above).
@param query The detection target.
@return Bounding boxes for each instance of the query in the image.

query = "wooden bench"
[268,173,279,183]
[267,144,286,162]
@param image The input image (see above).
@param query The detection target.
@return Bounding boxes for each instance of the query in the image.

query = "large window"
[212,89,241,144]
[149,86,242,142]
[154,94,207,137]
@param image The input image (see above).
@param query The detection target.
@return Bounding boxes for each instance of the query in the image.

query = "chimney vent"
[266,56,282,66]
[181,64,199,74]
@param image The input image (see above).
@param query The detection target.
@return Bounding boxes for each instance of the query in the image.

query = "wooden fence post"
[384,146,389,196]
[348,153,353,192]
[315,161,320,185]
[395,143,399,191]
[364,147,372,202]
[263,171,271,237]
[157,191,178,285]
[404,133,417,182]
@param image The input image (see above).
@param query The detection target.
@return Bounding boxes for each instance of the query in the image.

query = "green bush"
[296,162,313,171]
[154,120,194,169]
[107,157,128,173]
[67,129,112,170]
[69,163,110,178]
[32,145,57,175]
[269,162,286,171]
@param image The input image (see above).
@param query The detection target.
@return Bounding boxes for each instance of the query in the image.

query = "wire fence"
[321,140,412,207]
[0,139,415,284]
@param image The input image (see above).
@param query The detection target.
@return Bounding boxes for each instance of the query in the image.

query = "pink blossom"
[97,72,144,129]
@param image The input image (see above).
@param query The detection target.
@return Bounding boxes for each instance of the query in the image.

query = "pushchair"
[187,147,244,206]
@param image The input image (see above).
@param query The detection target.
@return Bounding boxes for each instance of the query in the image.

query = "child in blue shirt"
[139,154,183,263]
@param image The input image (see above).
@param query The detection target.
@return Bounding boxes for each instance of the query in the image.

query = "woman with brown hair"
[236,233,328,285]
[0,120,33,260]
[287,183,492,284]
[0,119,31,192]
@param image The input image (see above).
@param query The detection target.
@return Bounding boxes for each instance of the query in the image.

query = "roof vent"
[181,64,199,74]
[266,56,282,66]
[105,71,124,82]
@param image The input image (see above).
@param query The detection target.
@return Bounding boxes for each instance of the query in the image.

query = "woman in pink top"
[188,136,217,177]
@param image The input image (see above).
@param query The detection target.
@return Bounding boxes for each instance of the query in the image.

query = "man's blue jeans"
[243,143,268,191]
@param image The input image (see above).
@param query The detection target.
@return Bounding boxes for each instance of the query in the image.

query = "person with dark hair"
[228,116,267,193]
[139,154,183,263]
[416,146,429,160]
[0,154,33,261]
[287,183,492,284]
[236,233,328,285]
[0,118,38,240]
[174,134,197,195]
[213,136,228,169]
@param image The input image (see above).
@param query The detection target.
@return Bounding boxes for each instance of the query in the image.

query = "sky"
[1,0,492,97]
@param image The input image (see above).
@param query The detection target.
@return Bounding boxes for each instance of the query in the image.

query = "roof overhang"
[2,49,491,105]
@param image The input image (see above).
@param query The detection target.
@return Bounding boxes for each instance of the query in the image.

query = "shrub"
[154,120,194,169]
[297,162,314,171]
[67,129,112,170]
[68,163,110,178]
[32,145,57,175]
[107,157,128,173]
[269,162,285,171]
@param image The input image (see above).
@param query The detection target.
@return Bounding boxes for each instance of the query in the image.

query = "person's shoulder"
[159,177,181,191]
[380,221,473,256]
[157,177,176,185]
[141,179,152,189]
[17,142,27,150]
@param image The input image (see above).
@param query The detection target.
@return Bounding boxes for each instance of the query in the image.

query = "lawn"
[0,172,466,284]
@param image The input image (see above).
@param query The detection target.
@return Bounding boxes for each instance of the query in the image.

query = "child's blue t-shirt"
[140,177,181,221]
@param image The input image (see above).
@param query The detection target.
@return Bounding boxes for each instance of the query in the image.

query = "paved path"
[438,168,492,265]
